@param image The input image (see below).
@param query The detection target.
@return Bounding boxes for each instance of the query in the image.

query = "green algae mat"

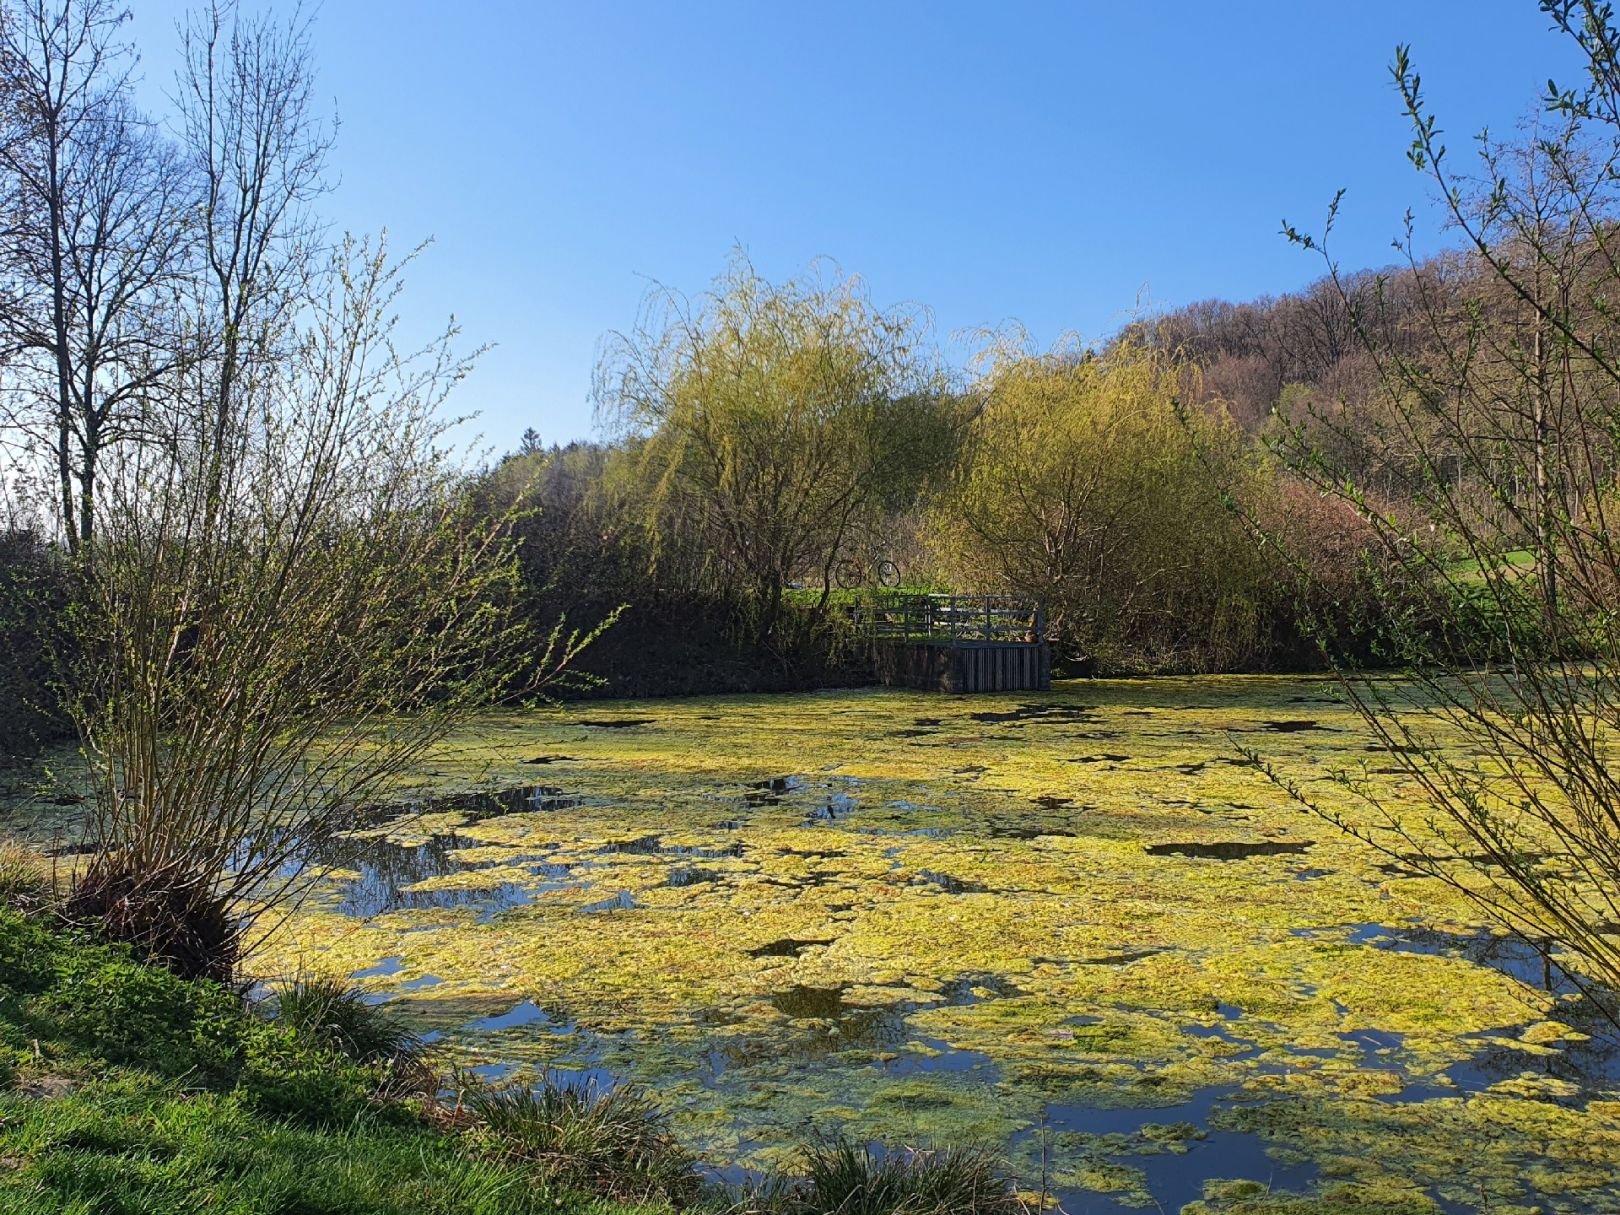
[37,677,1620,1212]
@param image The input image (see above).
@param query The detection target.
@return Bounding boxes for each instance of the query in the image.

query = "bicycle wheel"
[875,559,901,589]
[834,558,864,590]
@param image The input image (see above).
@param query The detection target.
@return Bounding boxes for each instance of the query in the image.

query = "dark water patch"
[358,783,586,825]
[890,729,937,739]
[521,755,576,765]
[939,973,1023,1004]
[748,937,836,959]
[665,839,745,859]
[1070,753,1130,765]
[764,985,914,1056]
[914,717,942,727]
[971,703,1099,726]
[778,845,846,859]
[1030,1087,1320,1215]
[914,870,988,894]
[804,788,860,824]
[953,764,989,776]
[1174,761,1207,775]
[581,891,635,913]
[600,834,663,855]
[351,956,404,978]
[744,776,803,804]
[1031,795,1072,810]
[1258,719,1337,733]
[1376,861,1428,878]
[987,822,1077,839]
[668,867,722,887]
[575,717,655,729]
[770,984,851,1020]
[1146,841,1313,860]
[1292,867,1335,881]
[398,973,443,991]
[1364,924,1576,994]
[1077,948,1162,966]
[885,1040,998,1077]
[307,827,569,918]
[466,999,562,1033]
[1454,1009,1620,1094]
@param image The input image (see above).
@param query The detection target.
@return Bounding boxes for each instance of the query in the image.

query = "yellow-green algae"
[11,676,1620,1212]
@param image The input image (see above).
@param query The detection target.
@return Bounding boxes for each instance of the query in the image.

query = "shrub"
[467,1072,699,1202]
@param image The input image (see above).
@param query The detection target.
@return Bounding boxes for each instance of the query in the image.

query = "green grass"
[0,908,677,1215]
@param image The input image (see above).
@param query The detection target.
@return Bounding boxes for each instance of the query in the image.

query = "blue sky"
[123,2,1582,450]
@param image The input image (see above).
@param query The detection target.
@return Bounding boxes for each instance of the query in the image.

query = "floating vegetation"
[222,677,1620,1214]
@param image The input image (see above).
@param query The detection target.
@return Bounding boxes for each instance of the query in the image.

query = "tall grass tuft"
[270,974,434,1095]
[788,1141,1026,1215]
[0,838,53,912]
[467,1072,699,1203]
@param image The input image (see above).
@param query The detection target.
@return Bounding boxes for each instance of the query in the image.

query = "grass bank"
[0,904,683,1215]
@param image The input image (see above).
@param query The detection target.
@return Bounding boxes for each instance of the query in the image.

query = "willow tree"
[595,255,964,632]
[939,335,1275,672]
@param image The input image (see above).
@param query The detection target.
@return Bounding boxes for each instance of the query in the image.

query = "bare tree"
[0,0,191,551]
[174,0,333,459]
[1266,6,1620,1009]
[66,237,604,980]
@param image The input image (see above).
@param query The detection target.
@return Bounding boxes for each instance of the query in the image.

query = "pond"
[251,676,1620,1213]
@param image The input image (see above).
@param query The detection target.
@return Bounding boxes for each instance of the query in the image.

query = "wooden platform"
[874,639,1051,693]
[855,593,1051,693]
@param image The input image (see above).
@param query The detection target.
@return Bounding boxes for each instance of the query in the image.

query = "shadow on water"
[970,703,1100,726]
[1307,922,1620,1102]
[1145,840,1312,860]
[704,975,1030,1077]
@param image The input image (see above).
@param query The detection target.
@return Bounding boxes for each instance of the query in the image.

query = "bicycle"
[834,555,901,590]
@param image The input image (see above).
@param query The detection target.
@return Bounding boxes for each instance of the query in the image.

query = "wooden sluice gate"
[854,593,1050,693]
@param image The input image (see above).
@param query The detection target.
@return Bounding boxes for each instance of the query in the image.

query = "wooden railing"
[853,593,1046,645]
